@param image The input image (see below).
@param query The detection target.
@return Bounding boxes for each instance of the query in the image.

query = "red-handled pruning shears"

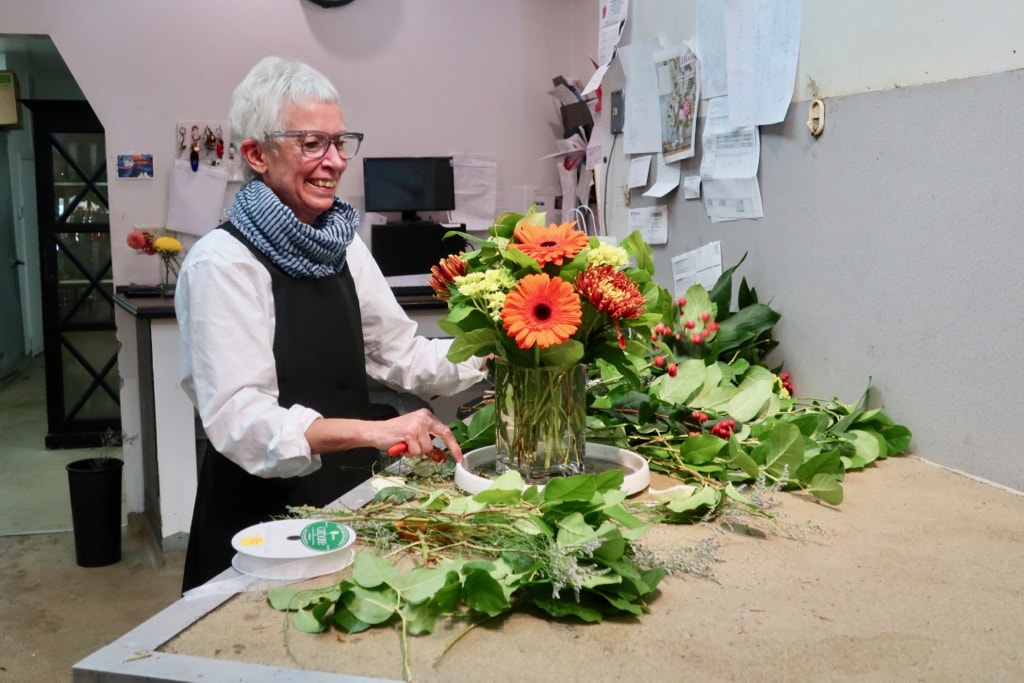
[387,442,448,463]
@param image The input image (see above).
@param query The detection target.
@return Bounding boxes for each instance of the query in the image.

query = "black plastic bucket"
[66,458,123,567]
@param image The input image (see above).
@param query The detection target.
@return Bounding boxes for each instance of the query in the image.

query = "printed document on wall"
[166,159,229,236]
[451,153,498,232]
[618,39,663,155]
[671,241,722,300]
[722,0,802,127]
[654,44,700,162]
[700,96,763,222]
[628,205,668,245]
[696,0,728,99]
[703,178,763,223]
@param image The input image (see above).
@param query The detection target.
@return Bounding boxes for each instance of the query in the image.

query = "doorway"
[0,37,118,450]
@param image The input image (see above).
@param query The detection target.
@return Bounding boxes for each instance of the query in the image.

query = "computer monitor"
[362,156,456,222]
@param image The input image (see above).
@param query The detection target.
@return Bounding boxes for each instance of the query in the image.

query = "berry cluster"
[652,354,678,377]
[709,418,736,440]
[779,371,794,395]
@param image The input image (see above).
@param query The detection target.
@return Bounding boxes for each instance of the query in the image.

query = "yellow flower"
[586,243,629,270]
[153,236,183,254]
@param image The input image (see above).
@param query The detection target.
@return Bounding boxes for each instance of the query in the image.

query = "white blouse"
[174,230,483,479]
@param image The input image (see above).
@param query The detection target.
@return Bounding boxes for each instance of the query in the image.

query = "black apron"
[181,223,396,593]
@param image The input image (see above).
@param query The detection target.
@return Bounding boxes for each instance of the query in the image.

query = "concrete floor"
[0,357,184,681]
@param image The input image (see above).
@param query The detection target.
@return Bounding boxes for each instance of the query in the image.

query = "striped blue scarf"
[225,179,358,278]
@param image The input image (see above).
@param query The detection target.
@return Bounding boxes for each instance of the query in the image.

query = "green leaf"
[332,599,372,634]
[446,327,498,363]
[400,601,439,635]
[352,550,399,588]
[795,449,842,483]
[649,359,705,404]
[879,423,913,455]
[759,422,806,481]
[807,473,844,505]
[462,567,511,616]
[294,604,330,633]
[530,592,605,623]
[725,377,773,422]
[341,585,398,625]
[392,566,451,604]
[661,484,721,517]
[713,304,781,352]
[680,434,727,465]
[555,512,598,547]
[543,474,598,502]
[845,429,885,468]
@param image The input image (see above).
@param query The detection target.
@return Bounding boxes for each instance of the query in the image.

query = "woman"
[175,57,484,592]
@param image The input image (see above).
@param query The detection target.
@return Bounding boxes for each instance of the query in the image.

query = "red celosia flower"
[501,273,582,349]
[509,221,589,267]
[428,253,466,300]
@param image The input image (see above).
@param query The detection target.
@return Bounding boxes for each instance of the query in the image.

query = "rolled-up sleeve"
[176,232,323,479]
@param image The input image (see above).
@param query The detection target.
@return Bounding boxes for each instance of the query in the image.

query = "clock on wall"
[306,0,356,7]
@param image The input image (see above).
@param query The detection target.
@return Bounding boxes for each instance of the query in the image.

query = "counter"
[71,457,1024,682]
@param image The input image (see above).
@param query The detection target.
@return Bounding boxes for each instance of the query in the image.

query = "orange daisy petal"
[501,273,582,349]
[510,221,590,267]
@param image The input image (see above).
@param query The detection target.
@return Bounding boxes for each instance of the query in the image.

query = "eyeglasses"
[265,130,364,160]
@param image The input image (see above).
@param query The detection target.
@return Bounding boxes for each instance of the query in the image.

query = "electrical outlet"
[610,89,624,134]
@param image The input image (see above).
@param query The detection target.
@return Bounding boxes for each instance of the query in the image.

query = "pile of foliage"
[274,470,669,681]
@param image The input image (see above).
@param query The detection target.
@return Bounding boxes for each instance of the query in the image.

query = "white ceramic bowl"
[455,443,650,496]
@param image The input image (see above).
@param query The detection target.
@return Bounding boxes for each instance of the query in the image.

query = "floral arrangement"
[429,207,669,477]
[126,229,183,289]
[430,206,665,372]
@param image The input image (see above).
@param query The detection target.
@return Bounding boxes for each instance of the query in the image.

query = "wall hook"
[807,98,826,136]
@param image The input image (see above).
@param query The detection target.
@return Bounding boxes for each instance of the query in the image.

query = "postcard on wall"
[654,44,700,163]
[116,153,154,179]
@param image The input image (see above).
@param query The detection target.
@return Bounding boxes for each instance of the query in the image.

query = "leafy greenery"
[273,471,668,681]
[452,257,912,511]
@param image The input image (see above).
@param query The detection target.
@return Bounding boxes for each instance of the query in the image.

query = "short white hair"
[229,57,341,171]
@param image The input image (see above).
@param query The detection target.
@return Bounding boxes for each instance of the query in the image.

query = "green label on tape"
[300,521,350,552]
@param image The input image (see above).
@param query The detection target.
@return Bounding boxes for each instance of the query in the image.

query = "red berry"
[780,371,790,381]
[692,333,702,344]
[700,311,710,322]
[677,297,686,307]
[684,320,695,329]
[708,321,719,332]
[667,363,678,377]
[653,355,665,368]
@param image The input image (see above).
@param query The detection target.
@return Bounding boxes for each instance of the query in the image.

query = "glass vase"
[493,359,586,482]
[160,256,176,297]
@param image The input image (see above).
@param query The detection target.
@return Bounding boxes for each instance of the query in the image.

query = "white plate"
[231,547,355,581]
[230,519,355,559]
[455,443,651,496]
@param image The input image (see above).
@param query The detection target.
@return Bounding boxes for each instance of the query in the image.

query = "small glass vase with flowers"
[430,207,665,482]
[126,229,184,296]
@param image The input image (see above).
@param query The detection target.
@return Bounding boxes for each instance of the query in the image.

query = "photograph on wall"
[116,153,154,179]
[655,44,700,163]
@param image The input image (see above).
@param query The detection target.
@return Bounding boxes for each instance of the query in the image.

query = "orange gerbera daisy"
[575,265,646,320]
[510,221,590,267]
[501,273,582,349]
[428,253,466,300]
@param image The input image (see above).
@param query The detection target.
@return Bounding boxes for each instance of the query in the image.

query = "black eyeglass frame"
[265,130,365,160]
